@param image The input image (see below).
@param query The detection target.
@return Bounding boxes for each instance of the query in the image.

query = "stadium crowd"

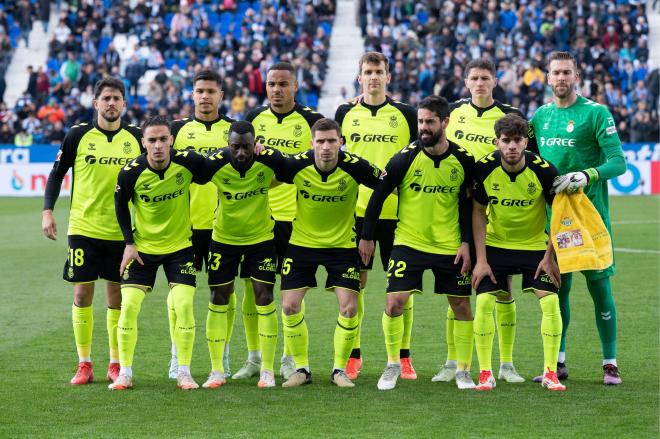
[0,0,658,145]
[0,0,335,145]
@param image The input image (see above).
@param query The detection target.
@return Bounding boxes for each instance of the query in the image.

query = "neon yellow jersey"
[335,97,417,219]
[447,98,526,161]
[115,150,209,255]
[172,115,234,230]
[473,151,558,251]
[47,121,142,240]
[245,104,324,221]
[278,150,381,248]
[205,147,287,245]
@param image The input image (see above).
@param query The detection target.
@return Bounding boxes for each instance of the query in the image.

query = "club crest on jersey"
[450,168,458,181]
[458,116,466,124]
[187,132,195,139]
[303,179,311,187]
[259,124,266,132]
[142,183,150,190]
[88,143,96,150]
[491,183,500,191]
[223,178,230,184]
[527,182,537,194]
[389,116,398,128]
[176,172,184,185]
[123,142,132,154]
[414,169,423,177]
[293,124,302,137]
[257,171,265,183]
[338,178,346,191]
[67,267,74,279]
[352,119,360,127]
[566,120,575,133]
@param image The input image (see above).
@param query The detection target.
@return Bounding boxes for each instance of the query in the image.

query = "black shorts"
[238,221,291,278]
[121,247,196,289]
[63,235,124,283]
[280,244,361,293]
[208,239,277,286]
[354,217,397,271]
[192,229,212,272]
[475,246,559,295]
[385,245,471,297]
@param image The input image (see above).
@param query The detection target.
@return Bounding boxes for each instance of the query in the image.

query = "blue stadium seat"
[320,22,332,36]
[165,58,176,69]
[307,92,319,109]
[164,12,174,27]
[208,12,219,28]
[98,36,112,56]
[47,59,61,72]
[417,10,429,25]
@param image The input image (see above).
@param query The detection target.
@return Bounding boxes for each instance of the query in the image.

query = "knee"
[339,301,357,318]
[253,284,274,306]
[282,300,301,316]
[451,299,473,320]
[209,286,230,305]
[385,296,405,317]
[73,285,94,307]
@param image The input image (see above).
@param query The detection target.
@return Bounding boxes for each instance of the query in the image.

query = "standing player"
[335,52,418,381]
[529,51,626,384]
[167,69,235,380]
[42,77,142,385]
[471,113,565,391]
[237,62,323,380]
[278,118,382,388]
[359,96,476,391]
[199,121,287,389]
[435,58,527,384]
[111,116,211,390]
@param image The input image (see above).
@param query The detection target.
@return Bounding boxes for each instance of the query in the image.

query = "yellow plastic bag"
[550,190,613,273]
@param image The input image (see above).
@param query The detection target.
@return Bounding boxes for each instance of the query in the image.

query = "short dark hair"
[359,51,389,73]
[142,115,171,132]
[228,120,255,137]
[267,62,295,74]
[418,95,450,119]
[494,113,529,138]
[311,118,341,137]
[93,77,125,99]
[193,69,223,87]
[464,58,496,78]
[546,51,578,71]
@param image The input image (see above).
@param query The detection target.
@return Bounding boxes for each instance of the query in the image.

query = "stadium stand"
[0,0,336,144]
[0,1,657,144]
[360,0,658,143]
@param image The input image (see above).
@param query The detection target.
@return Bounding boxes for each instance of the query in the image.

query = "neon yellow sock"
[106,308,120,362]
[474,294,496,371]
[256,302,278,372]
[540,294,562,373]
[446,307,456,362]
[382,312,403,363]
[72,304,93,361]
[401,295,414,351]
[283,300,304,357]
[353,288,364,351]
[454,319,474,371]
[117,287,145,368]
[334,314,358,370]
[242,280,259,351]
[227,290,236,343]
[166,289,176,346]
[206,302,228,373]
[496,300,516,364]
[282,310,308,369]
[171,284,196,367]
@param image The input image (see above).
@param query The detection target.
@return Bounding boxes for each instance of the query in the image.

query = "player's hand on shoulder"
[471,260,496,290]
[119,244,143,276]
[42,209,57,240]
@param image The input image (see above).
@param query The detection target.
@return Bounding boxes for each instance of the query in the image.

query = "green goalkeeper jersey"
[529,95,625,221]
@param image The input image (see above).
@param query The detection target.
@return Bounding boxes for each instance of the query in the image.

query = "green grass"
[0,196,658,438]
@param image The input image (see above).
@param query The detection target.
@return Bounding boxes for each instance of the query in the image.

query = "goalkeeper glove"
[552,168,599,194]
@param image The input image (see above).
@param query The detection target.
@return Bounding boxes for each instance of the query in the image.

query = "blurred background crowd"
[0,0,657,145]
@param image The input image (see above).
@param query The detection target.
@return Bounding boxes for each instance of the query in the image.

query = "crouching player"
[471,113,565,391]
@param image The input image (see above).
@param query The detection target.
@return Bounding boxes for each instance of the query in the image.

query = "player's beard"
[502,150,524,167]
[551,83,573,99]
[419,129,442,148]
[100,109,120,123]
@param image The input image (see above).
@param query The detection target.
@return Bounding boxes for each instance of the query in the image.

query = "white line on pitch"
[615,248,660,254]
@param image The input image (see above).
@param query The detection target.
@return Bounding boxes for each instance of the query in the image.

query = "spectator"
[47,120,65,146]
[14,129,32,147]
[37,98,66,125]
[0,123,14,144]
[16,0,34,48]
[60,52,81,85]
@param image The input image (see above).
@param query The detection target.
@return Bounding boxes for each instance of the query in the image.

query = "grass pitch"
[0,196,658,438]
